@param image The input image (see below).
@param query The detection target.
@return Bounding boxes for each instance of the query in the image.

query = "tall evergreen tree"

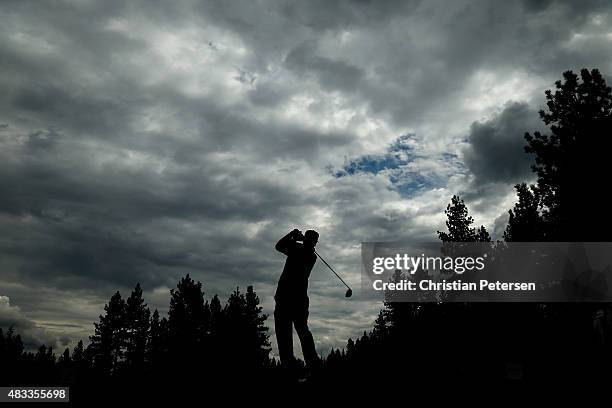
[223,287,248,364]
[1,327,24,362]
[221,286,271,368]
[71,339,88,373]
[207,294,223,369]
[209,294,222,334]
[0,327,25,384]
[371,309,390,340]
[504,183,543,241]
[499,70,612,384]
[167,275,208,359]
[58,348,71,367]
[72,340,84,362]
[125,283,150,369]
[244,285,271,366]
[34,345,57,384]
[515,68,612,240]
[147,309,168,366]
[437,195,491,242]
[88,291,127,375]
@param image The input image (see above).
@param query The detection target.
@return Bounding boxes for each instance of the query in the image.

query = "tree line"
[1,275,274,395]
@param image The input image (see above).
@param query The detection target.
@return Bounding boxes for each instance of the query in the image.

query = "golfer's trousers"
[274,296,318,368]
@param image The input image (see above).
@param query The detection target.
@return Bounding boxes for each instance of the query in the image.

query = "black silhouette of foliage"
[504,182,543,241]
[221,286,271,369]
[0,276,272,398]
[0,328,25,384]
[88,291,127,375]
[245,286,272,365]
[209,294,222,333]
[502,69,612,386]
[58,347,70,366]
[167,274,208,363]
[146,309,168,367]
[507,68,612,241]
[437,195,491,242]
[125,283,150,370]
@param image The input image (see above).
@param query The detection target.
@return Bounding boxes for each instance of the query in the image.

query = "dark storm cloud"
[463,102,544,185]
[1,0,611,354]
[276,0,423,29]
[0,125,316,291]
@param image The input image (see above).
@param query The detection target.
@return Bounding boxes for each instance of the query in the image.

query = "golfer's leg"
[294,307,317,368]
[274,305,294,369]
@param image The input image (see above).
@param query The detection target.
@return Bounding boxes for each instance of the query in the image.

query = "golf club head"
[345,288,352,298]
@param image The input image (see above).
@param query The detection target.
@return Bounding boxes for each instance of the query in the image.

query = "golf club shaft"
[314,249,351,290]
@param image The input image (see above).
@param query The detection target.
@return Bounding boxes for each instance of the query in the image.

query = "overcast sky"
[1,0,611,356]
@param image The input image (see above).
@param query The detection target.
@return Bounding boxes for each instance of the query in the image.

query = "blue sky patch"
[334,134,457,197]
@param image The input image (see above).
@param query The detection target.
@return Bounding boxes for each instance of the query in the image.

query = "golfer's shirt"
[275,239,316,304]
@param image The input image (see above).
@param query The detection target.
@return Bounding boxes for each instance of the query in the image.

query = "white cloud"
[0,295,64,350]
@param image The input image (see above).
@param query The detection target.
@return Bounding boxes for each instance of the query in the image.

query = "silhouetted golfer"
[274,228,319,374]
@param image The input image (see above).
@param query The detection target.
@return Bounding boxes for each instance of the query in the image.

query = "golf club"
[314,249,353,298]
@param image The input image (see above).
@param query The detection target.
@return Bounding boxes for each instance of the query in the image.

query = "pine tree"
[72,340,84,364]
[2,327,24,362]
[33,345,56,383]
[371,309,389,340]
[223,287,248,364]
[504,183,543,241]
[207,294,223,369]
[0,327,25,384]
[437,195,491,242]
[167,275,208,360]
[520,68,612,240]
[89,291,127,375]
[475,225,491,242]
[245,285,271,366]
[147,309,168,366]
[58,348,71,366]
[346,338,355,358]
[125,283,150,369]
[34,345,54,362]
[71,339,89,375]
[209,294,222,334]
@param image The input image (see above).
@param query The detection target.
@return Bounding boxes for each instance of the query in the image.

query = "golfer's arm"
[275,231,295,256]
